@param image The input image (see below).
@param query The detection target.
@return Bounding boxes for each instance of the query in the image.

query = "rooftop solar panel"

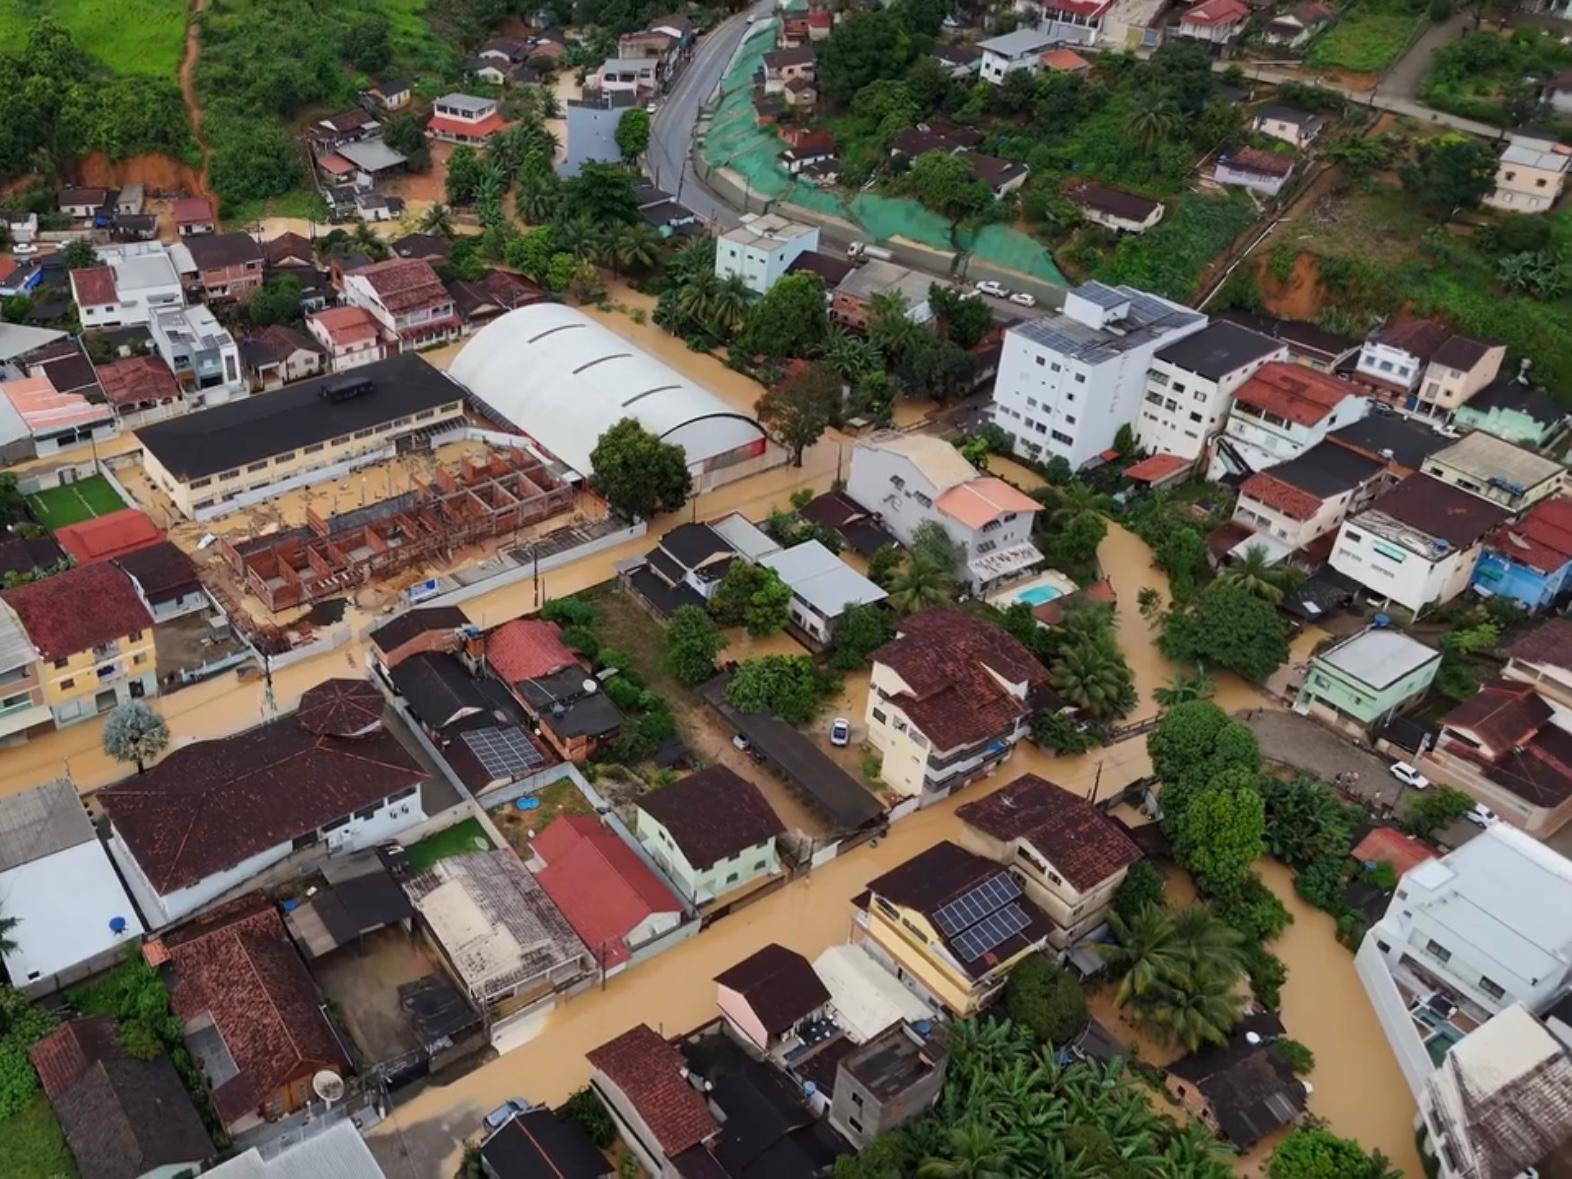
[460,725,545,780]
[932,872,1022,937]
[952,903,1031,963]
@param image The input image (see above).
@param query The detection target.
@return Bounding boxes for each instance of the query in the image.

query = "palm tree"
[610,221,661,277]
[0,905,16,957]
[1046,480,1105,530]
[1218,543,1299,605]
[887,557,950,615]
[823,329,882,383]
[1101,904,1184,1005]
[709,274,752,336]
[557,213,607,262]
[351,221,382,255]
[666,236,716,285]
[1153,665,1215,708]
[676,272,722,327]
[917,1125,1012,1179]
[1169,903,1247,974]
[1051,636,1134,721]
[515,166,561,224]
[420,203,455,237]
[535,85,562,119]
[1124,96,1183,151]
[1139,961,1244,1051]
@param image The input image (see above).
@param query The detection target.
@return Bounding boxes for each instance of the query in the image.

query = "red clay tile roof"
[349,257,450,314]
[1506,616,1572,673]
[870,608,1050,752]
[1238,470,1324,521]
[95,355,180,408]
[1124,453,1191,485]
[1043,47,1092,70]
[588,1024,717,1156]
[957,773,1142,891]
[1486,496,1572,575]
[53,508,163,565]
[1441,679,1550,755]
[170,197,215,224]
[71,266,117,307]
[97,710,424,892]
[1223,147,1295,178]
[296,677,385,737]
[486,618,577,685]
[1183,0,1250,24]
[534,815,682,968]
[427,110,507,139]
[309,305,379,344]
[1350,826,1435,876]
[262,232,314,266]
[316,154,355,177]
[29,1017,121,1099]
[2,562,152,660]
[713,943,829,1036]
[637,765,784,870]
[163,896,349,1125]
[1234,361,1359,426]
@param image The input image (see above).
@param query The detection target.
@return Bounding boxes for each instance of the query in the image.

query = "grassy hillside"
[0,0,187,77]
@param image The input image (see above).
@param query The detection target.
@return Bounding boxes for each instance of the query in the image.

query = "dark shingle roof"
[659,523,734,570]
[1431,333,1496,372]
[1166,1013,1305,1148]
[392,650,494,730]
[1362,474,1509,547]
[371,605,472,653]
[481,1109,612,1178]
[1467,376,1565,426]
[112,540,199,605]
[713,943,829,1035]
[955,774,1142,892]
[1067,181,1163,222]
[185,231,263,271]
[1252,441,1383,499]
[1154,320,1283,380]
[637,765,785,870]
[1328,415,1451,470]
[53,1057,213,1178]
[136,353,464,481]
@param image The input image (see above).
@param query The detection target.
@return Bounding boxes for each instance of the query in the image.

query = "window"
[190,477,212,490]
[890,475,905,490]
[354,803,380,821]
[1344,529,1363,545]
[60,678,74,690]
[1149,371,1169,387]
[977,540,996,554]
[276,451,296,462]
[848,1117,864,1134]
[292,830,319,851]
[353,428,375,439]
[725,871,739,884]
[753,860,766,872]
[1425,939,1451,963]
[322,814,351,832]
[875,897,900,920]
[247,460,269,473]
[53,658,69,670]
[1478,976,1505,1001]
[1035,355,1045,367]
[913,492,932,508]
[304,442,325,454]
[1188,412,1203,423]
[1073,373,1085,383]
[219,469,240,482]
[128,631,141,643]
[1171,382,1186,394]
[872,707,888,724]
[389,785,419,803]
[133,654,145,666]
[851,1092,864,1108]
[1050,362,1061,373]
[1051,430,1074,446]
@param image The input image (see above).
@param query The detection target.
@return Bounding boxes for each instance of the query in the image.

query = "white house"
[1356,825,1572,1098]
[715,213,820,295]
[593,56,660,93]
[98,681,427,928]
[1422,430,1565,514]
[845,431,1043,591]
[307,305,386,372]
[69,244,184,330]
[1208,361,1369,478]
[1067,182,1165,234]
[992,282,1206,470]
[427,93,505,144]
[0,778,144,996]
[1486,133,1572,214]
[1214,147,1296,196]
[149,303,246,407]
[758,539,886,646]
[1232,441,1387,553]
[1174,0,1251,46]
[976,28,1055,84]
[1251,105,1326,150]
[1136,319,1287,462]
[1329,473,1508,616]
[1355,320,1504,414]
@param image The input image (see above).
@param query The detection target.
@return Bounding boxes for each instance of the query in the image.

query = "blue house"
[1472,495,1572,612]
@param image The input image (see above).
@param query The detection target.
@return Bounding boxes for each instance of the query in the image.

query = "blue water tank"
[108,916,127,934]
[516,797,541,811]
[1373,613,1390,628]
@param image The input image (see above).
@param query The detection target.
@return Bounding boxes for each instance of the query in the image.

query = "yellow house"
[1,563,156,728]
[956,773,1144,949]
[852,840,1053,1017]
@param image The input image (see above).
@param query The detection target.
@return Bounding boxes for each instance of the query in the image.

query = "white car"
[1389,762,1428,790]
[1466,803,1499,828]
[1008,291,1037,307]
[484,1098,533,1129]
[974,280,1008,298]
[830,717,850,746]
[10,242,37,256]
[645,102,658,114]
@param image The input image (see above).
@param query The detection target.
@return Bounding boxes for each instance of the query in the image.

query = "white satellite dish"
[582,679,598,694]
[313,1070,345,1105]
[1245,1031,1262,1045]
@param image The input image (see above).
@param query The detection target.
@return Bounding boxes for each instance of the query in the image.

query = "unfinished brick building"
[222,450,575,612]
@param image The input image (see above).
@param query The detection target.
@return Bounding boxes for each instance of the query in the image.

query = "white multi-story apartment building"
[845,431,1043,591]
[1356,825,1572,1099]
[68,243,185,330]
[1208,361,1369,478]
[992,282,1205,471]
[1329,473,1508,616]
[1136,320,1286,462]
[715,213,820,295]
[149,304,245,407]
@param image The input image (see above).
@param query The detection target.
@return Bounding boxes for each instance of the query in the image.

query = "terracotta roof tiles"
[486,618,577,684]
[956,774,1143,891]
[2,562,152,660]
[588,1024,717,1156]
[1234,361,1360,426]
[1238,470,1324,521]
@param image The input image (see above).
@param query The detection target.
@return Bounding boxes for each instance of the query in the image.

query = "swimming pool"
[1016,585,1063,606]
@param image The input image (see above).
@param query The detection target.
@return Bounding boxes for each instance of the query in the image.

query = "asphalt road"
[646,6,770,229]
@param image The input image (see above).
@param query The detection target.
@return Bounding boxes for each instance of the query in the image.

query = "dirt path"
[179,0,212,197]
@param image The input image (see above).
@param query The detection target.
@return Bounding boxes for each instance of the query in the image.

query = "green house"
[1452,378,1567,451]
[1295,627,1441,730]
[634,764,784,904]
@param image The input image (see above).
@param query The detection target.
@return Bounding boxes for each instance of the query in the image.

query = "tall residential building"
[149,304,245,407]
[1135,320,1286,463]
[1208,362,1370,479]
[715,213,820,295]
[991,282,1206,471]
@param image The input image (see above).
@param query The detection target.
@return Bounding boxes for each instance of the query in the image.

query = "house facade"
[343,258,461,350]
[1452,375,1567,450]
[1210,362,1369,478]
[307,305,386,371]
[0,602,50,746]
[183,231,264,300]
[634,766,784,904]
[715,213,820,295]
[150,304,246,406]
[1423,431,1564,513]
[1136,320,1287,462]
[1473,495,1572,611]
[427,93,506,143]
[1486,133,1571,214]
[1214,147,1294,195]
[1294,627,1441,730]
[976,29,1055,82]
[1230,442,1386,553]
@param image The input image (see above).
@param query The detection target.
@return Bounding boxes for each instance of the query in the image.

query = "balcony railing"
[91,641,121,661]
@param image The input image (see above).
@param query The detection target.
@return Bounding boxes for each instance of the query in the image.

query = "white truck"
[846,241,894,265]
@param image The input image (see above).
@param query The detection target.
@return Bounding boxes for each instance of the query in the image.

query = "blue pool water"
[1016,585,1063,606]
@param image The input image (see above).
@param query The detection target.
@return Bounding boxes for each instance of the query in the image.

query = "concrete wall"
[1355,935,1433,1100]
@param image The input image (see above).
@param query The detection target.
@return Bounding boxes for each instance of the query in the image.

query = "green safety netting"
[962,224,1068,285]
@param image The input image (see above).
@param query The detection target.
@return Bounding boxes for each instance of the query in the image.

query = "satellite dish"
[1245,1031,1262,1045]
[313,1070,345,1105]
[582,679,598,694]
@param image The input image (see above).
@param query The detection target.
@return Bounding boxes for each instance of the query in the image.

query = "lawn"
[26,475,126,530]
[491,776,596,859]
[0,0,186,77]
[1304,0,1426,73]
[5,1095,79,1178]
[222,188,331,229]
[403,816,493,871]
[1421,27,1572,125]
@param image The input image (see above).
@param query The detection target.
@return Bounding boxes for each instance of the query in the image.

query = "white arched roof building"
[448,304,770,480]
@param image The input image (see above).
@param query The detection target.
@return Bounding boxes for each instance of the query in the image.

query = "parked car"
[1008,291,1037,307]
[11,242,36,256]
[974,279,1008,298]
[732,733,751,752]
[1466,803,1499,828]
[484,1098,534,1129]
[1389,762,1428,791]
[830,717,850,746]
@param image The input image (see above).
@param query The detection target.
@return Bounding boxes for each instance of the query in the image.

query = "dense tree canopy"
[737,273,829,358]
[1400,134,1498,216]
[757,362,840,466]
[819,10,912,105]
[588,419,692,520]
[1161,584,1290,683]
[725,654,829,725]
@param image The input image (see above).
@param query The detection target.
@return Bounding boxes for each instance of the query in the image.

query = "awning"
[1227,532,1293,566]
[969,540,1044,584]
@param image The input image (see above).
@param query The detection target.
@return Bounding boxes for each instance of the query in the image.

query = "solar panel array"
[952,904,1032,963]
[932,873,1022,937]
[461,726,545,780]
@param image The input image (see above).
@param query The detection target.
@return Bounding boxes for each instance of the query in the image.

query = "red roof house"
[308,305,380,346]
[1123,453,1193,490]
[1485,496,1572,576]
[69,266,117,309]
[1234,362,1361,427]
[485,618,577,685]
[588,1024,719,1161]
[96,355,182,412]
[2,562,152,661]
[170,196,216,233]
[533,815,684,969]
[957,773,1143,893]
[1350,826,1436,877]
[54,508,164,565]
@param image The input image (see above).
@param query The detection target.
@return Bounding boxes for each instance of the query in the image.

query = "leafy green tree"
[1137,586,1163,621]
[1277,1039,1315,1076]
[725,654,829,725]
[1051,632,1136,721]
[737,273,828,358]
[1113,860,1165,924]
[929,283,992,348]
[1153,667,1216,709]
[709,561,771,627]
[1269,1127,1399,1179]
[609,221,662,277]
[1161,584,1289,683]
[559,1086,617,1148]
[1260,775,1359,869]
[588,418,692,520]
[887,556,950,615]
[1125,95,1184,151]
[248,274,302,326]
[1155,525,1206,600]
[445,145,486,205]
[1174,771,1266,897]
[1047,510,1106,573]
[1102,902,1245,1048]
[560,161,639,225]
[1147,700,1260,801]
[911,520,964,578]
[101,700,170,773]
[1403,785,1475,839]
[615,107,651,161]
[757,362,840,466]
[1219,543,1300,605]
[505,226,555,281]
[1033,708,1094,755]
[59,238,98,270]
[385,114,431,169]
[343,14,392,71]
[917,1124,1011,1179]
[908,150,991,219]
[1,295,32,324]
[867,544,904,589]
[665,606,726,685]
[1005,955,1088,1046]
[743,568,792,637]
[830,604,895,672]
[1400,134,1498,216]
[819,10,912,105]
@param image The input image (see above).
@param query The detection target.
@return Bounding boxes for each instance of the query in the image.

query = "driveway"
[1243,709,1410,812]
